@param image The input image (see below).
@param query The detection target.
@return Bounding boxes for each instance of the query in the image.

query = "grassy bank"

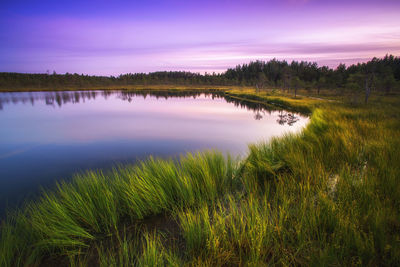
[1,90,399,266]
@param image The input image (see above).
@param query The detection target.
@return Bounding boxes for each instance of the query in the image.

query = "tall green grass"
[174,94,400,266]
[1,91,399,266]
[0,151,237,266]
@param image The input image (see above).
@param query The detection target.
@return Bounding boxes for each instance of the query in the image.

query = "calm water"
[0,90,308,215]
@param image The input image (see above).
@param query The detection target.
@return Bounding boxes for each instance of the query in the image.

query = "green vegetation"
[1,89,399,266]
[0,152,237,266]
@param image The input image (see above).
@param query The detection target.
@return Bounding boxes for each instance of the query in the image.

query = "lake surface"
[0,90,308,215]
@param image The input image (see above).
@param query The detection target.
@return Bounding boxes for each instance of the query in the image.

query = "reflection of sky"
[0,93,308,146]
[1,0,399,74]
[0,91,308,215]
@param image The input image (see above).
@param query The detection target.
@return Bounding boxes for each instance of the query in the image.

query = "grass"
[0,151,237,266]
[1,89,399,266]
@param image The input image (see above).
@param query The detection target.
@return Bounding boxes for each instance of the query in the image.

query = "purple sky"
[1,0,399,75]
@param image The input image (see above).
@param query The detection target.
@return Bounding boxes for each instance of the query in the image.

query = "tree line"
[0,71,231,89]
[225,54,400,100]
[1,55,399,101]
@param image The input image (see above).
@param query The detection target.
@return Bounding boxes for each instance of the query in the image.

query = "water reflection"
[0,90,101,108]
[0,90,309,216]
[0,90,301,125]
[277,111,300,126]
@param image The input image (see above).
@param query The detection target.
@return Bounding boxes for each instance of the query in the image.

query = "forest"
[1,55,399,99]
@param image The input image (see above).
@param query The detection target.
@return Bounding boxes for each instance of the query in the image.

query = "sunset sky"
[1,0,399,75]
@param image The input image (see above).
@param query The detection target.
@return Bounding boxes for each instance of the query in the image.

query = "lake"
[0,90,308,215]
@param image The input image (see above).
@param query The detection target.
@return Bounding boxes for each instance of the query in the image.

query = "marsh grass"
[1,90,399,266]
[0,151,237,266]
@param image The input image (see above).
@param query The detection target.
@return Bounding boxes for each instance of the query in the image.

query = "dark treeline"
[225,54,400,101]
[0,71,231,89]
[1,55,399,100]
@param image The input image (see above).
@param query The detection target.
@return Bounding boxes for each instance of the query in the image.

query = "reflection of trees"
[45,97,54,106]
[277,111,300,126]
[118,90,221,101]
[0,91,102,108]
[0,90,303,126]
[254,109,263,120]
[0,90,225,109]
